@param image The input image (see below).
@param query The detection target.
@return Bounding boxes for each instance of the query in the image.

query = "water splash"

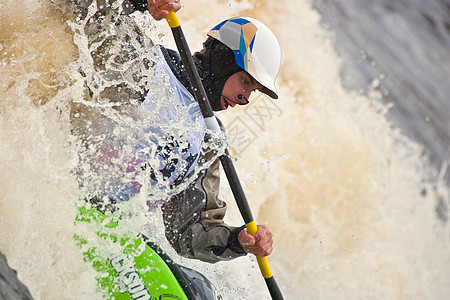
[1,0,449,299]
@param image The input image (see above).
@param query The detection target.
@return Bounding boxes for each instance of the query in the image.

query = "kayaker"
[137,0,282,263]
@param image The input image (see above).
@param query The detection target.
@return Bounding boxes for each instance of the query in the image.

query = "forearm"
[171,222,246,263]
[162,158,247,263]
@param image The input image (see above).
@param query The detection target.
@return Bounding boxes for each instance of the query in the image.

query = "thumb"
[239,230,255,246]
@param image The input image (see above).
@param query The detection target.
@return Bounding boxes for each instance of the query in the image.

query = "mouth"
[221,96,230,110]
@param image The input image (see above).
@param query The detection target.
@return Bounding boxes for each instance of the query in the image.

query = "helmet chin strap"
[222,94,249,105]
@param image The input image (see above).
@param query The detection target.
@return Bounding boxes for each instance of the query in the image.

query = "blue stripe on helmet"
[229,18,251,26]
[233,50,245,70]
[210,19,228,31]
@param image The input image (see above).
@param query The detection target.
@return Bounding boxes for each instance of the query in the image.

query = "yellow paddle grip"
[245,221,273,278]
[164,11,180,28]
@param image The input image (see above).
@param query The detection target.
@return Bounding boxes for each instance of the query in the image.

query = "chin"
[209,97,225,111]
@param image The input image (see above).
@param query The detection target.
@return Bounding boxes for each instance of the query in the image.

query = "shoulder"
[159,46,182,69]
[158,45,193,95]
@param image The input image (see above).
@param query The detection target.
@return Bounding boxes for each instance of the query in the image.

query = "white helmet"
[207,17,282,99]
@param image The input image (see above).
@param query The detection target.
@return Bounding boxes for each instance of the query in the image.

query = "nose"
[241,88,254,102]
[236,94,249,105]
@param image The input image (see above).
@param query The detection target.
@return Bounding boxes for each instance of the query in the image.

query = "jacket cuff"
[228,225,247,255]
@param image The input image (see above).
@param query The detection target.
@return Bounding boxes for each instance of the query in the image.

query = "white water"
[1,0,449,299]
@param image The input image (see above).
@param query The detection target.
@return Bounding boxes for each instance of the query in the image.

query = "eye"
[242,74,254,87]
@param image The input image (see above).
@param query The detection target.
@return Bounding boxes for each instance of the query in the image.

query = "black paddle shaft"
[170,26,214,118]
[219,149,254,224]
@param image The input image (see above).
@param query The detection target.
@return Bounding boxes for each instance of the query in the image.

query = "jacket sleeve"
[162,157,247,263]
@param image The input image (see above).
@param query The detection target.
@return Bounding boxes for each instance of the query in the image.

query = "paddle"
[164,11,284,300]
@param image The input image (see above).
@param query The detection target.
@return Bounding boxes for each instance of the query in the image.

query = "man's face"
[220,71,263,110]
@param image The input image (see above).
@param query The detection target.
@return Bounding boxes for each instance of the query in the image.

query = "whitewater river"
[1,0,449,299]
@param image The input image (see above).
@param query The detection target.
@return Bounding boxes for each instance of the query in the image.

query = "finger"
[240,231,255,245]
[254,226,272,244]
[248,244,272,257]
[148,0,181,20]
[255,240,273,257]
[149,0,178,9]
[238,231,255,252]
[259,246,273,257]
[255,233,273,250]
[253,231,273,256]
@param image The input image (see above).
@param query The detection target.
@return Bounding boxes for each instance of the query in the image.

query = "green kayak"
[75,203,222,300]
